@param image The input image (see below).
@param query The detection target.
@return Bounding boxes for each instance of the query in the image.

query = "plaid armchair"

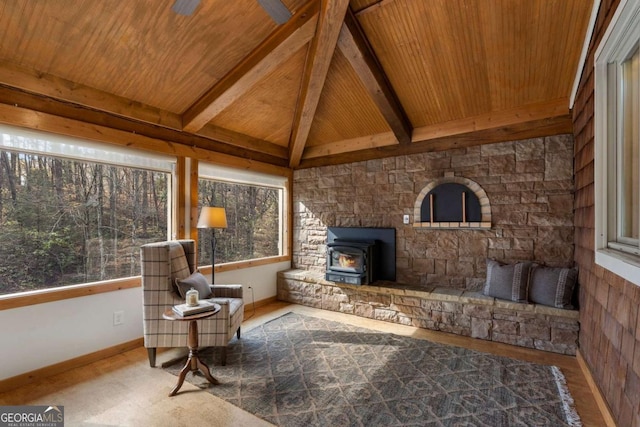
[140,240,244,367]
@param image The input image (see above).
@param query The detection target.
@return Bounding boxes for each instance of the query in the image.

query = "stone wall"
[278,269,579,355]
[293,135,575,291]
[572,0,640,424]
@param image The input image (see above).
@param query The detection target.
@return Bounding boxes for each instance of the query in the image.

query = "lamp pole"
[210,228,216,284]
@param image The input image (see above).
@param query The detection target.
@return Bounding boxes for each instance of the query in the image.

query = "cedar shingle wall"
[572,0,640,425]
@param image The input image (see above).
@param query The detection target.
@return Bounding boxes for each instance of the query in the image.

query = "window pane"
[0,150,169,295]
[198,179,281,266]
[620,47,639,242]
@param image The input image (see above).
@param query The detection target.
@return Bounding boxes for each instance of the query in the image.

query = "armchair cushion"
[175,271,213,299]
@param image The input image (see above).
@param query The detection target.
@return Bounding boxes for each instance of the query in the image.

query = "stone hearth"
[278,269,579,355]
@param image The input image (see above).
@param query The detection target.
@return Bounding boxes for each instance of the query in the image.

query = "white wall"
[215,260,290,305]
[0,261,290,381]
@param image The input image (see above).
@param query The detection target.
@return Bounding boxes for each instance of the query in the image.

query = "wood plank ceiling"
[0,0,593,169]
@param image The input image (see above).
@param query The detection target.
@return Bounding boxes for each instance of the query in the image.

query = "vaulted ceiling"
[0,0,593,169]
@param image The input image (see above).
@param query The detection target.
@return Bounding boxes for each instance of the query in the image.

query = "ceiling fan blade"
[257,0,292,25]
[172,0,200,16]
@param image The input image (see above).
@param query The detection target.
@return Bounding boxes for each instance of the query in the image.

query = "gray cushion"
[483,259,531,302]
[175,271,213,300]
[529,266,577,309]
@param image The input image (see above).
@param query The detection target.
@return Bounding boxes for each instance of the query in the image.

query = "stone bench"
[277,269,579,355]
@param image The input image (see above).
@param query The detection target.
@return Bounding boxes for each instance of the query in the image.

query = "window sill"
[0,277,141,311]
[1,255,292,311]
[595,249,640,287]
[199,255,291,274]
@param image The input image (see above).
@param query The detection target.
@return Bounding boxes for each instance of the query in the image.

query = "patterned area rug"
[165,312,582,426]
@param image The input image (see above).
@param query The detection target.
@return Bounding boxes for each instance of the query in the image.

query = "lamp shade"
[196,206,227,229]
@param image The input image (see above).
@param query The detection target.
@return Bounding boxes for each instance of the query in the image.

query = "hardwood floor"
[0,302,607,426]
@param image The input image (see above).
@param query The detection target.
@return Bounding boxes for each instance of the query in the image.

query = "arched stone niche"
[413,174,491,229]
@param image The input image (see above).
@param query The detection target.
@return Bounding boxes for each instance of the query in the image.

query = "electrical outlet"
[113,311,124,326]
[403,214,410,224]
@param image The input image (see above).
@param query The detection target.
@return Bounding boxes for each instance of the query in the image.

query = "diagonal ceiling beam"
[182,0,320,133]
[288,0,350,168]
[337,8,412,145]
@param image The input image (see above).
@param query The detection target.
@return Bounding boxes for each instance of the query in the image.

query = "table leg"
[168,319,219,397]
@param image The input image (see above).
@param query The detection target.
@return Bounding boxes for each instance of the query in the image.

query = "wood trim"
[0,338,143,394]
[0,102,292,178]
[570,0,602,108]
[189,158,199,241]
[244,296,279,314]
[576,350,617,427]
[412,98,570,143]
[289,0,351,167]
[0,278,140,311]
[337,9,411,144]
[285,175,293,257]
[198,255,291,275]
[182,0,320,132]
[303,131,397,158]
[175,157,186,239]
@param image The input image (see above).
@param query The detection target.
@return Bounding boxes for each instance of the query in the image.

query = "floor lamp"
[196,206,227,284]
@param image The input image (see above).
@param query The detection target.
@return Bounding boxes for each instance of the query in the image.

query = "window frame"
[196,162,289,268]
[0,124,177,306]
[594,0,640,286]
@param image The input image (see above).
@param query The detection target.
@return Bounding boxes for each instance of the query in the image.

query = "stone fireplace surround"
[288,135,578,354]
[292,135,575,290]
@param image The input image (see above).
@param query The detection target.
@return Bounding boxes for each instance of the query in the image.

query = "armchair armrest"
[211,284,243,298]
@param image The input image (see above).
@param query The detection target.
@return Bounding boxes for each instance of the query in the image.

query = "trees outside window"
[197,178,281,267]
[0,148,171,296]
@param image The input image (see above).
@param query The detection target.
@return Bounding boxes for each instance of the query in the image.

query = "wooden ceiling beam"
[289,0,351,168]
[0,63,288,160]
[197,124,289,159]
[0,101,291,177]
[298,114,573,168]
[0,61,182,129]
[302,131,396,158]
[0,85,289,167]
[411,98,571,143]
[181,0,320,133]
[337,8,411,144]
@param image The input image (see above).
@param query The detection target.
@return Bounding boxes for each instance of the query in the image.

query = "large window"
[197,163,286,267]
[0,125,174,295]
[594,0,640,286]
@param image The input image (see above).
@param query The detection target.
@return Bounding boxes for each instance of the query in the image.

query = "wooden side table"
[163,304,221,397]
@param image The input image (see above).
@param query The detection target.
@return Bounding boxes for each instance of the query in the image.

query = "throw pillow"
[529,266,578,309]
[483,259,532,302]
[175,271,213,300]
